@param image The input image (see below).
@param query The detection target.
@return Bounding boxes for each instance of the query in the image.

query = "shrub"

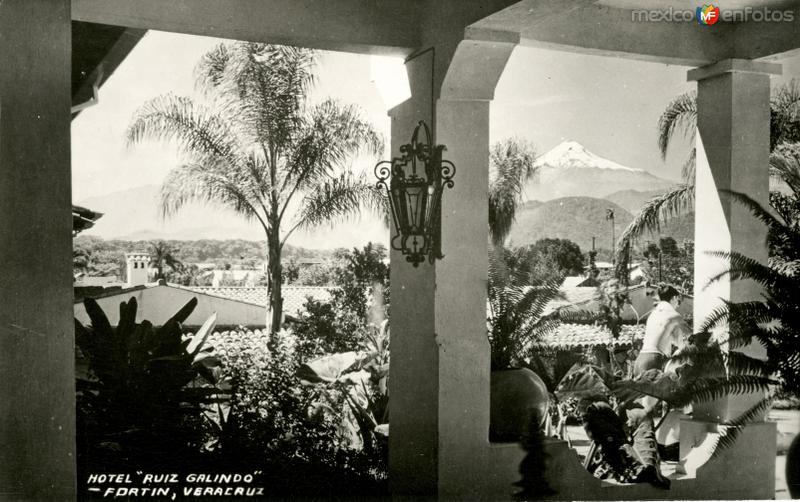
[206,329,385,482]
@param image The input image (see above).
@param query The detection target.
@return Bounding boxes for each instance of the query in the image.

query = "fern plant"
[488,247,561,370]
[615,189,800,455]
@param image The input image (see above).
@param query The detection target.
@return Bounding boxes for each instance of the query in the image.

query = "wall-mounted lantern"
[375,121,455,267]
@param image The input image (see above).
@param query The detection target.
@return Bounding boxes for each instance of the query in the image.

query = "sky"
[72,30,800,248]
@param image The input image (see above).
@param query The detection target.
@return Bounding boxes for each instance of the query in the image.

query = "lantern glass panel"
[403,181,428,233]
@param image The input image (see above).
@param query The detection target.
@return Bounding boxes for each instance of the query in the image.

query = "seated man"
[581,400,670,489]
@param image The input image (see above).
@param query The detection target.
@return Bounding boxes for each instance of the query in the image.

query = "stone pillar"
[388,35,516,499]
[387,50,438,497]
[435,37,515,499]
[681,60,778,497]
[0,1,76,499]
[689,59,780,422]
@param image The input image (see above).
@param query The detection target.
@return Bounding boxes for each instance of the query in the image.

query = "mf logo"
[696,4,721,24]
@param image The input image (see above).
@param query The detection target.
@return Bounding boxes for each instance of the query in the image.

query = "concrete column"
[388,36,516,499]
[689,59,781,423]
[387,50,438,497]
[0,1,76,499]
[435,38,515,500]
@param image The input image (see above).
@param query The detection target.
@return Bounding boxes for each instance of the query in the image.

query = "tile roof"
[188,286,334,314]
[537,323,645,349]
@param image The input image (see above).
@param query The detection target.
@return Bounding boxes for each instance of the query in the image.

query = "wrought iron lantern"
[375,121,455,267]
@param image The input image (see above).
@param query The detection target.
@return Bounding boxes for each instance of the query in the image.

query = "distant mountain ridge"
[76,184,388,248]
[604,188,667,214]
[508,197,634,251]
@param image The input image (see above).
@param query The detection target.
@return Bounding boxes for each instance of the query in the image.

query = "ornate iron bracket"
[375,121,455,266]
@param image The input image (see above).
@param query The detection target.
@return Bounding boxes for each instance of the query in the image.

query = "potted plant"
[487,247,561,442]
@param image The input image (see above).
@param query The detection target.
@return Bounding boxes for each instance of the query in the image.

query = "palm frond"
[281,99,384,212]
[195,43,232,93]
[681,147,697,183]
[704,251,797,296]
[672,375,777,407]
[770,146,800,194]
[487,249,562,369]
[557,308,601,324]
[126,93,242,168]
[657,91,697,160]
[712,396,774,459]
[615,184,694,278]
[723,350,773,377]
[287,173,382,241]
[159,162,266,231]
[488,138,537,245]
[721,190,800,249]
[225,43,316,150]
[700,300,773,333]
[768,257,800,277]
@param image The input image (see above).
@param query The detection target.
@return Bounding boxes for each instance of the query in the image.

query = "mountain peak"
[534,140,641,173]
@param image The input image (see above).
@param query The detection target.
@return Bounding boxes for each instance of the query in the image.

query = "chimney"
[125,252,150,287]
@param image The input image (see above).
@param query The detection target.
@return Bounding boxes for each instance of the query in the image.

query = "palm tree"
[127,43,384,333]
[149,240,182,280]
[488,137,538,245]
[615,80,800,279]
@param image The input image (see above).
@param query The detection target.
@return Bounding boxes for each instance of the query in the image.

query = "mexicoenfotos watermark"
[632,4,795,24]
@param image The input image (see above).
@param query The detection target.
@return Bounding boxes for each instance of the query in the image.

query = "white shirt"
[641,301,688,356]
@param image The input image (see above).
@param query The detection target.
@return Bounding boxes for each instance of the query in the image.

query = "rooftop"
[188,286,334,315]
[538,323,645,349]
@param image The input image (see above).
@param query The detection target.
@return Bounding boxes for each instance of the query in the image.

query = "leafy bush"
[75,297,221,474]
[206,329,386,482]
[292,243,389,361]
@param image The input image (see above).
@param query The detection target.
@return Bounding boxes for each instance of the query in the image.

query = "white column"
[689,59,780,422]
[387,50,438,497]
[435,37,515,499]
[679,59,778,498]
[388,35,516,499]
[0,0,76,498]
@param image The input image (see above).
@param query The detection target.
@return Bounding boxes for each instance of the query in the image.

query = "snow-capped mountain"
[521,141,674,202]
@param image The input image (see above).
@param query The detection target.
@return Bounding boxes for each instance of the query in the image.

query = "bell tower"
[125,252,150,287]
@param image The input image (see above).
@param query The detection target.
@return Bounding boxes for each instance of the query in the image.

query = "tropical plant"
[616,79,800,279]
[616,190,800,455]
[149,240,183,280]
[297,320,390,455]
[488,247,562,370]
[488,137,538,245]
[75,297,222,471]
[126,42,384,334]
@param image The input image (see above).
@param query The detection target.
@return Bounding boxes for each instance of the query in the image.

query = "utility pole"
[588,236,598,279]
[605,208,616,265]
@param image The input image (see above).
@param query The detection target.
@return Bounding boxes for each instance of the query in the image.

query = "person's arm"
[668,317,691,355]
